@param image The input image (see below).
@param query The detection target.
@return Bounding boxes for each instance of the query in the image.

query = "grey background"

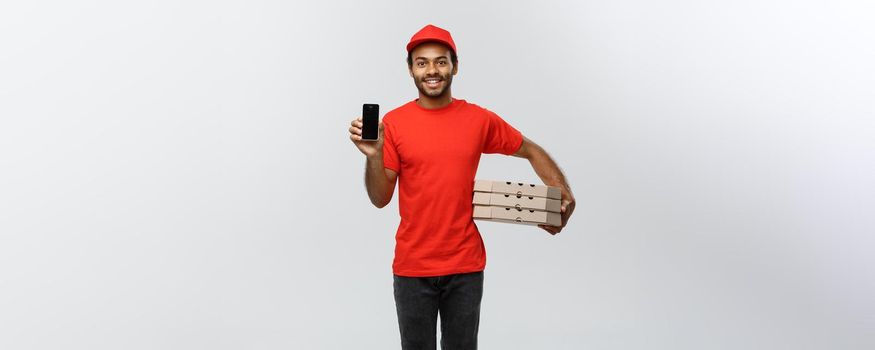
[1,0,873,349]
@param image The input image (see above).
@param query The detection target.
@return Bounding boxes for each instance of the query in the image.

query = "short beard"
[416,73,453,98]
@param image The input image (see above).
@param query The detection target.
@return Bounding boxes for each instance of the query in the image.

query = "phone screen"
[362,103,379,141]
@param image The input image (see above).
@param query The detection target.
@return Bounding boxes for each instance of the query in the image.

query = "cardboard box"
[472,191,561,213]
[473,205,562,227]
[473,180,561,200]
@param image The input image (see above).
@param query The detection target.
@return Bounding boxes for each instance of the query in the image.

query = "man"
[347,24,575,350]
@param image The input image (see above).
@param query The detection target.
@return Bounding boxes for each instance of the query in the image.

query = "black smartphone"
[362,103,379,141]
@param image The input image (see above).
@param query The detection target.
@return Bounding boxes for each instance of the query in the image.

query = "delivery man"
[348,24,576,350]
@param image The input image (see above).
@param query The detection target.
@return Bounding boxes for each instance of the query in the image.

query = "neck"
[416,90,454,109]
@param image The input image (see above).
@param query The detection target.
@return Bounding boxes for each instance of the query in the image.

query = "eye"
[438,61,447,66]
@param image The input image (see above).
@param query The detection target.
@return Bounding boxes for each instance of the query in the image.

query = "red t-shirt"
[382,98,523,277]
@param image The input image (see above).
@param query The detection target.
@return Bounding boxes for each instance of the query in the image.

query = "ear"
[408,65,414,78]
[452,61,459,75]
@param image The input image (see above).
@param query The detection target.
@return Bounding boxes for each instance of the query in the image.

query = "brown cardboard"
[473,180,561,200]
[472,191,561,213]
[472,205,562,227]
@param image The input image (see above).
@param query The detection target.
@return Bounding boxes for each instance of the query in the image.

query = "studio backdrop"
[0,1,872,349]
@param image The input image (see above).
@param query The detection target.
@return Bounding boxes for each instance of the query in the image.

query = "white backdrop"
[1,1,873,349]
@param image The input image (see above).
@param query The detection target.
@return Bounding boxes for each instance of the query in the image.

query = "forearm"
[364,153,394,208]
[514,137,575,232]
[525,143,571,193]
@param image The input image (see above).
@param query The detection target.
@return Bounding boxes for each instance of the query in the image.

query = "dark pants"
[393,271,484,350]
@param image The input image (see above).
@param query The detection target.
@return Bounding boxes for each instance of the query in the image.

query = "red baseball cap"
[406,24,457,54]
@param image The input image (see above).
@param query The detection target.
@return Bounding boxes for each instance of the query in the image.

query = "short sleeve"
[382,121,401,173]
[482,110,523,155]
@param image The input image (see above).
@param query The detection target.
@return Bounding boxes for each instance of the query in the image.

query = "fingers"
[349,117,363,141]
[538,224,561,235]
[349,117,382,136]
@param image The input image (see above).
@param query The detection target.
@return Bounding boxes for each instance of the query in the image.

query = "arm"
[513,136,576,235]
[349,117,398,208]
[364,155,398,208]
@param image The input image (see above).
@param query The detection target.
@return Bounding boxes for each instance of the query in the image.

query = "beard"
[415,71,453,98]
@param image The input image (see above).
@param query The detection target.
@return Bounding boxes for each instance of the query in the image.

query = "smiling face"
[408,42,458,100]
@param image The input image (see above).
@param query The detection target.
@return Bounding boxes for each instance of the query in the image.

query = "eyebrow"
[414,56,449,61]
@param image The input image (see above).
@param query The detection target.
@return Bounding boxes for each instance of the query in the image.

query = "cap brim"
[406,39,455,53]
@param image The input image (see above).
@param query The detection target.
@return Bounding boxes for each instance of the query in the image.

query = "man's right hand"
[349,116,384,158]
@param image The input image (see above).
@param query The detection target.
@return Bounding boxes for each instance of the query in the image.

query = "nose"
[425,62,438,75]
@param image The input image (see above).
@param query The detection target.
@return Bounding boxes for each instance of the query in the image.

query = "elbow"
[371,197,391,208]
[366,180,395,209]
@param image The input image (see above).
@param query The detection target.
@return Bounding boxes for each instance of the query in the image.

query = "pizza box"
[473,180,561,200]
[472,205,562,227]
[472,191,561,213]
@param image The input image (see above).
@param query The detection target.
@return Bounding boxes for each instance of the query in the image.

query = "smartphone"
[362,103,379,141]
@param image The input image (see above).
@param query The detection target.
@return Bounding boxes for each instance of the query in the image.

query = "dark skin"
[407,42,458,109]
[349,42,575,234]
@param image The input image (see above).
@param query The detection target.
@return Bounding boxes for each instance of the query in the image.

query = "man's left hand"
[538,188,575,235]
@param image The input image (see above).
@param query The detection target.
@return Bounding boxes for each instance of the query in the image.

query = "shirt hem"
[392,266,485,278]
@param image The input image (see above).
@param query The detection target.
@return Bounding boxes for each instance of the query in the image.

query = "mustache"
[419,75,448,81]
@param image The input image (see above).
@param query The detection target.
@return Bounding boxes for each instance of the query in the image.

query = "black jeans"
[393,271,484,350]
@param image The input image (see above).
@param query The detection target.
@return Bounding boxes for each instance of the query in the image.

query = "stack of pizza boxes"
[472,180,562,227]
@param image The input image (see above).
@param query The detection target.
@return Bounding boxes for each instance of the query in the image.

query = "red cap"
[406,24,457,54]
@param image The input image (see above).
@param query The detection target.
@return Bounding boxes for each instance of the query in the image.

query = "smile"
[423,78,442,88]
